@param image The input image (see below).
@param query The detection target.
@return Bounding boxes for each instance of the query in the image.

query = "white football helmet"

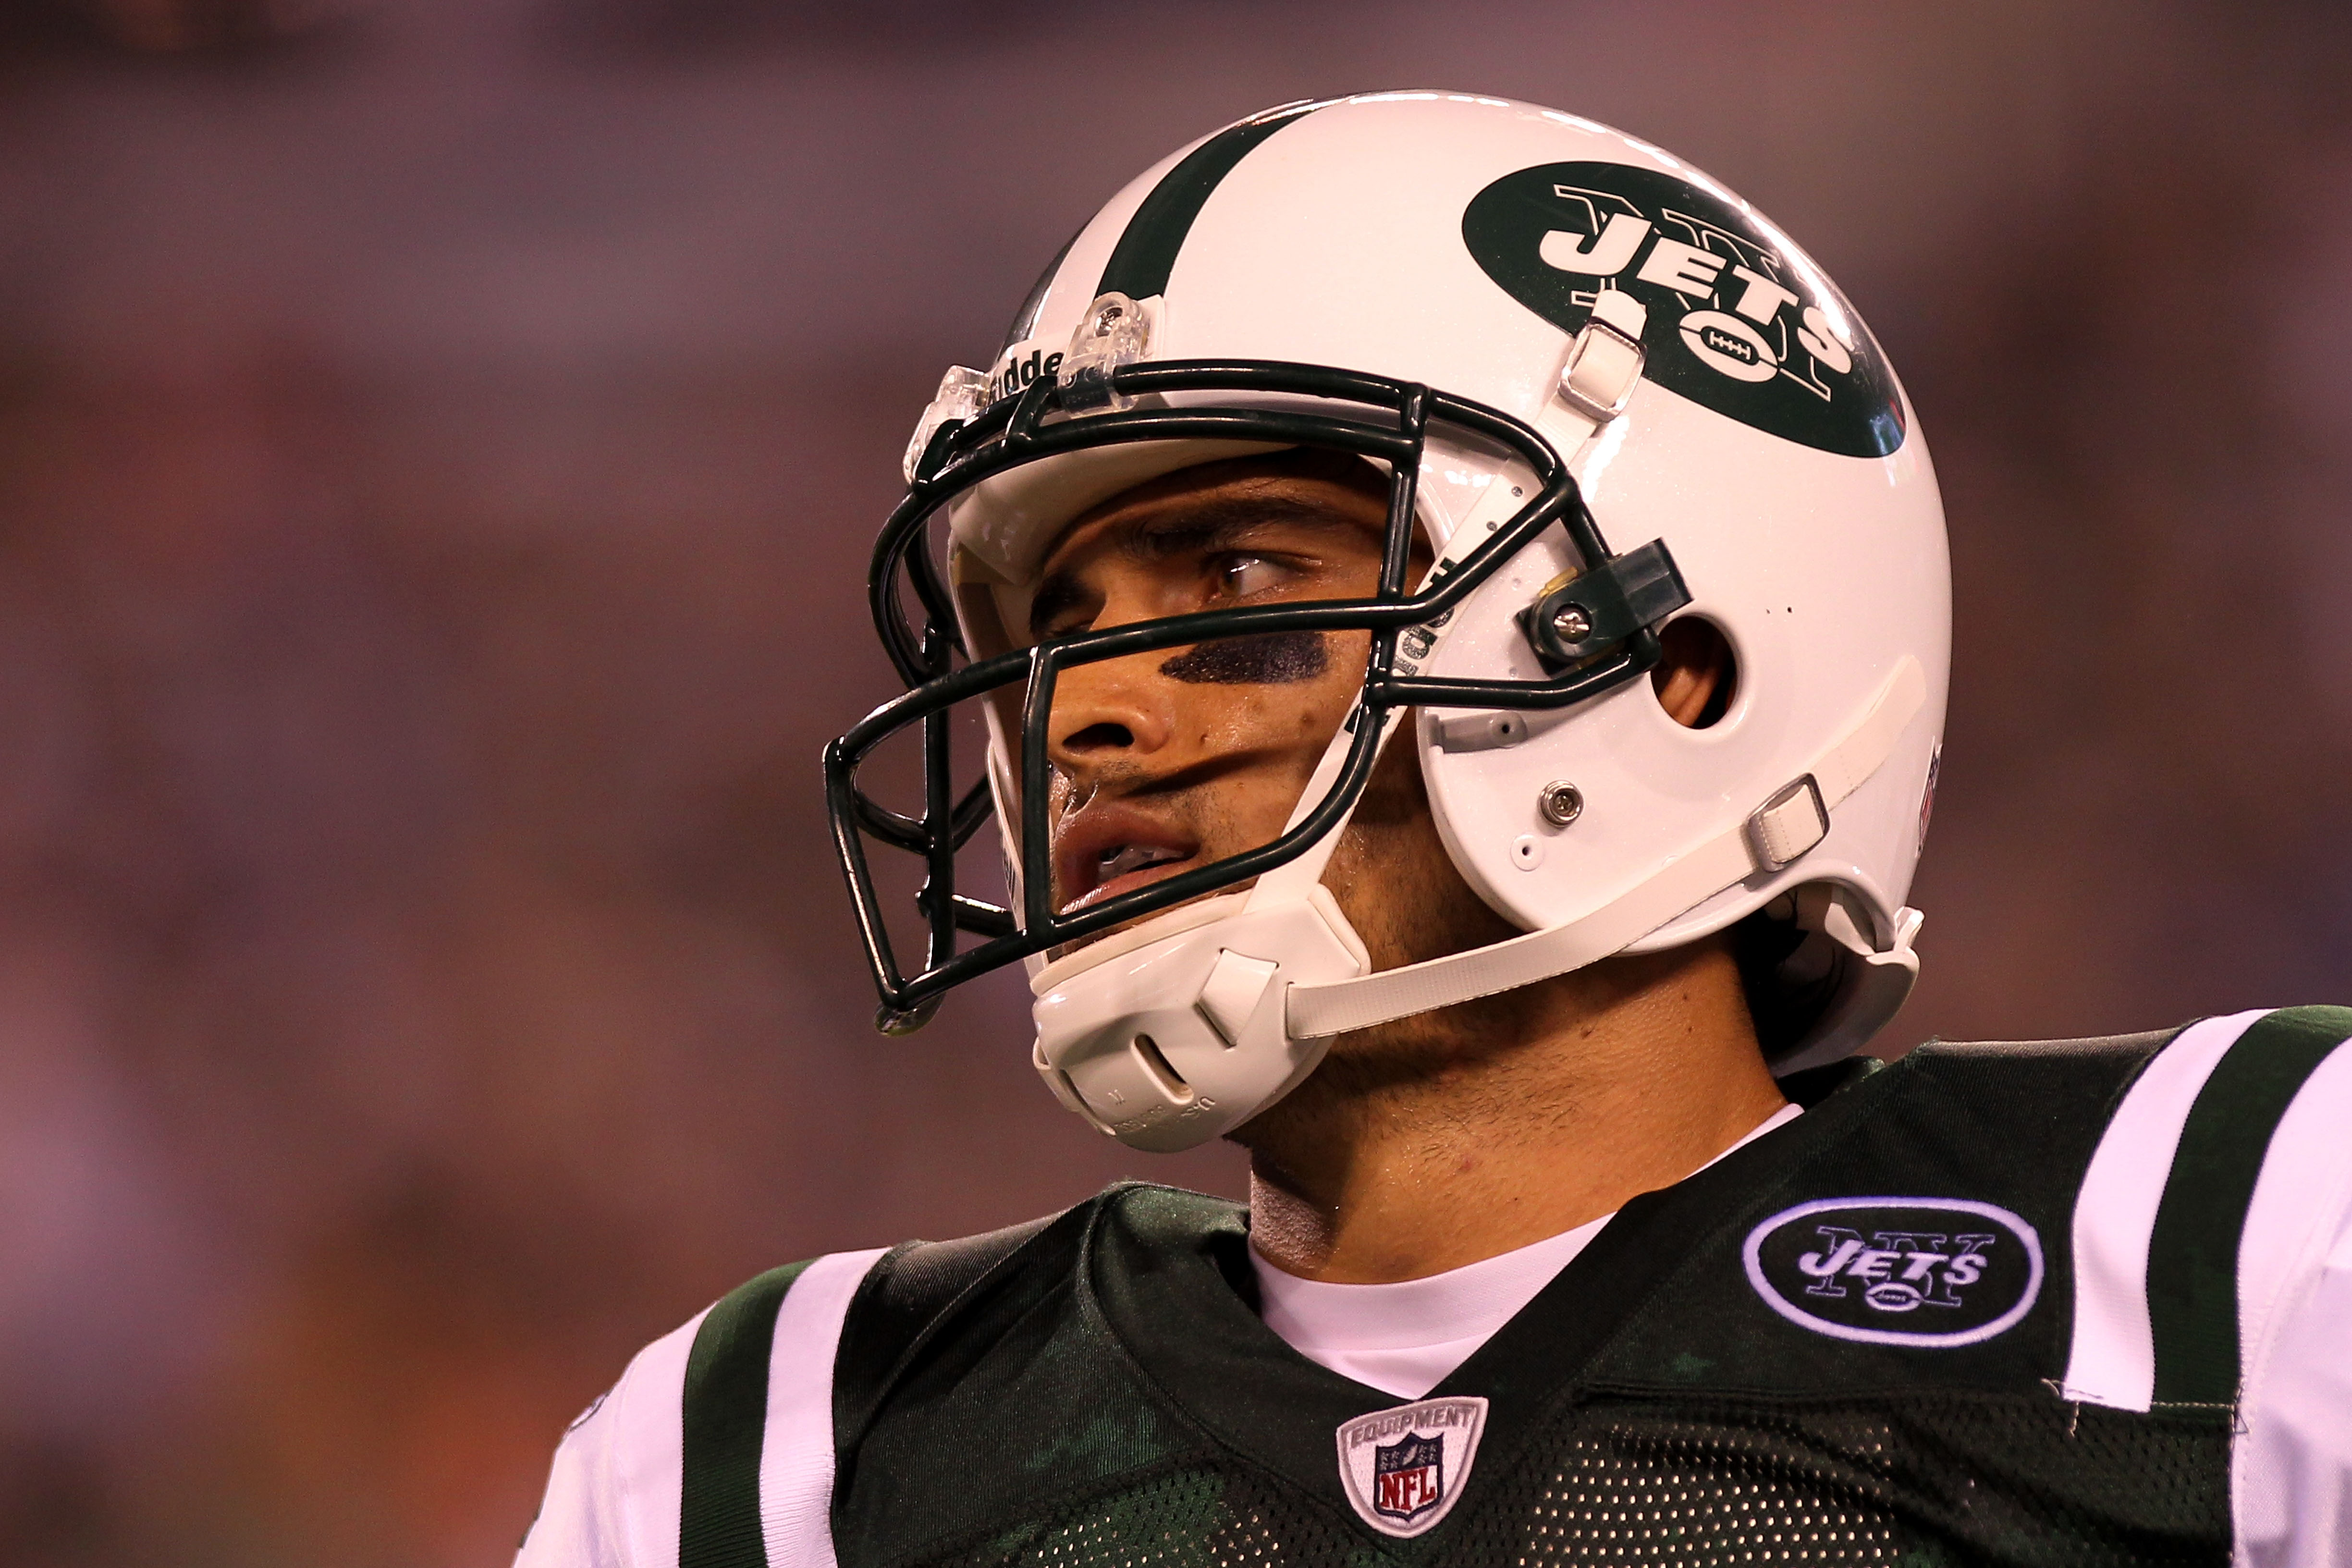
[826,92,1949,1152]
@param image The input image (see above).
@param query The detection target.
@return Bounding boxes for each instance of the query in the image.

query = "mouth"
[1052,805,1202,916]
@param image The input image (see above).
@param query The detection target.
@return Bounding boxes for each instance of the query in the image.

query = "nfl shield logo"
[1372,1432,1444,1522]
[1334,1396,1488,1539]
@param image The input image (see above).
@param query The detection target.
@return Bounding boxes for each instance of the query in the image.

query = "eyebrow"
[1027,496,1382,640]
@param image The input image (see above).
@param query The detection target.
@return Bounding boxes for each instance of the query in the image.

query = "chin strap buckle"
[1195,949,1281,1046]
[1747,775,1831,872]
[1556,288,1648,425]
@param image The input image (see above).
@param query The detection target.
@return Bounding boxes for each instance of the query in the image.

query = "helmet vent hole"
[1130,1033,1193,1104]
[1652,615,1737,729]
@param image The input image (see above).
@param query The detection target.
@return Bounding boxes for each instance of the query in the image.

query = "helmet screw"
[1539,780,1584,827]
[875,996,941,1035]
[1549,603,1593,643]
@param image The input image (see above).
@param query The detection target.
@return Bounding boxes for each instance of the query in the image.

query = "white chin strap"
[1286,654,1926,1040]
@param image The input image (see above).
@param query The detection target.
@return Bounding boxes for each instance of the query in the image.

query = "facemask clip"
[902,366,990,484]
[1058,293,1154,413]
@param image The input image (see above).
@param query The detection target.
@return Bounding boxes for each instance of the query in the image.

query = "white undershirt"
[1250,1103,1805,1399]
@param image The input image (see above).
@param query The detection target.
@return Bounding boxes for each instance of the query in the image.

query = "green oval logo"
[1463,162,1905,458]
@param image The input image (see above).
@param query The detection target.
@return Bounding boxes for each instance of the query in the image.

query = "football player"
[518,93,2352,1567]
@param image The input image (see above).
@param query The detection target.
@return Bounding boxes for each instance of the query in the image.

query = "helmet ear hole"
[1651,615,1737,729]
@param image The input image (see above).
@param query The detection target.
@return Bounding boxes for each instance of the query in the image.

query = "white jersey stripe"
[760,1248,891,1568]
[2060,1009,2269,1411]
[2232,1029,2352,1568]
[517,1248,890,1568]
[517,1305,710,1568]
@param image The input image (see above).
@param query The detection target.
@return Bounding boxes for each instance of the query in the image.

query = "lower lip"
[1062,856,1198,915]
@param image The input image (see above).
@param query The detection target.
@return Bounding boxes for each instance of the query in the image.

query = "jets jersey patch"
[1742,1195,2044,1347]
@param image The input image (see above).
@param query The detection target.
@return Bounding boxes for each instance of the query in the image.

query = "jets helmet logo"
[1334,1396,1486,1539]
[1743,1197,2045,1347]
[1461,161,1906,458]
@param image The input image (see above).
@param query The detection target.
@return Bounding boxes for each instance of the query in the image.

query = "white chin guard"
[1030,887,1368,1153]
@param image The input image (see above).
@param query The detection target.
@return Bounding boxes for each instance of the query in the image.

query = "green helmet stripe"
[1095,99,1324,302]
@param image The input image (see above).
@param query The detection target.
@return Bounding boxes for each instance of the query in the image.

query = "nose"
[1045,651,1176,778]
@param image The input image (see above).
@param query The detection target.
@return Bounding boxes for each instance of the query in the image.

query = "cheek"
[1176,632,1366,753]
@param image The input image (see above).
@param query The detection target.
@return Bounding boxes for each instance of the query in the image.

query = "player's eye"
[1212,553,1288,599]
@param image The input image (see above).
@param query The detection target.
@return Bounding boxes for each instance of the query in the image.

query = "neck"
[1234,935,1786,1284]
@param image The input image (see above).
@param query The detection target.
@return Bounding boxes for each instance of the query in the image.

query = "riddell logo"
[1462,161,1907,460]
[982,345,1065,406]
[1743,1197,2044,1348]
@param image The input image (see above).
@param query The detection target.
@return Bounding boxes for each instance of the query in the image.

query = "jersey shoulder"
[513,1213,1057,1568]
[517,1188,1213,1567]
[515,1302,707,1567]
[833,1184,1238,1433]
[1868,1006,2352,1152]
[1900,1005,2352,1179]
[1996,1005,2352,1413]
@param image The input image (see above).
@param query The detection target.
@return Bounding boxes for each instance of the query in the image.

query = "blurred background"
[0,0,2348,1560]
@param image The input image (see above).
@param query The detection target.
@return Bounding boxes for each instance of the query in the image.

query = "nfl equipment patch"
[1333,1396,1488,1538]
